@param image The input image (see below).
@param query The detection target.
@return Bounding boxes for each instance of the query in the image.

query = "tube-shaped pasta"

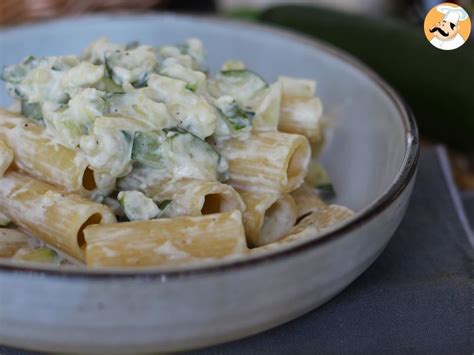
[118,175,245,217]
[0,139,13,177]
[219,132,311,193]
[290,205,354,237]
[278,76,316,97]
[0,172,116,261]
[291,183,327,221]
[0,228,31,258]
[0,109,96,194]
[251,205,354,254]
[85,210,248,268]
[239,190,296,247]
[151,178,245,217]
[278,96,325,145]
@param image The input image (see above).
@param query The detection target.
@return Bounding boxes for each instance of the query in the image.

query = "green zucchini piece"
[20,100,43,123]
[163,127,229,181]
[1,56,38,84]
[131,131,166,169]
[260,5,474,153]
[131,127,229,181]
[104,46,157,86]
[212,69,267,108]
[118,190,160,221]
[216,97,253,132]
[19,247,59,264]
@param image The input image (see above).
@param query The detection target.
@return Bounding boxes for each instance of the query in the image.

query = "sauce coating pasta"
[0,38,352,268]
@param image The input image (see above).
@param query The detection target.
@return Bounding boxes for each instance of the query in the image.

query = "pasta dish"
[0,38,353,268]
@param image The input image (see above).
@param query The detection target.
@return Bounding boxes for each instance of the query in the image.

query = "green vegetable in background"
[255,5,474,153]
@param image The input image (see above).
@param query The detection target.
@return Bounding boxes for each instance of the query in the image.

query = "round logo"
[424,3,471,51]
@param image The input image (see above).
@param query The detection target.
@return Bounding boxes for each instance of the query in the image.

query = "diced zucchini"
[178,38,206,68]
[215,96,253,132]
[159,57,207,93]
[164,127,229,181]
[50,56,80,71]
[1,56,38,84]
[56,118,89,144]
[106,91,174,130]
[18,247,59,264]
[95,76,124,93]
[147,74,217,139]
[118,190,160,221]
[80,116,143,177]
[104,46,157,86]
[60,62,105,93]
[81,37,125,64]
[210,69,267,109]
[131,131,166,169]
[20,100,43,123]
[131,127,228,181]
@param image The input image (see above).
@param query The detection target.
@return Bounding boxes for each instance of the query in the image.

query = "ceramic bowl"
[0,14,419,353]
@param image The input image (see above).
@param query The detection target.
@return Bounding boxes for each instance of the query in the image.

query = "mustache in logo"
[430,27,449,37]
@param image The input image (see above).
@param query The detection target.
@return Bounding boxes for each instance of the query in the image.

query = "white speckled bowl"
[0,14,419,353]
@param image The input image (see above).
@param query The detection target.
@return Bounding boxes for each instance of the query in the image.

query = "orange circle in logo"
[424,2,471,50]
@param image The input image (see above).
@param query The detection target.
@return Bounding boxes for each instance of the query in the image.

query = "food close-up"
[0,0,471,354]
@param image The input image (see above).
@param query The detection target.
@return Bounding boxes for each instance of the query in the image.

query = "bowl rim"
[0,13,419,279]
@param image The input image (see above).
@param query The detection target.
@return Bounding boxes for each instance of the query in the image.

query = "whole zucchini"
[259,5,474,153]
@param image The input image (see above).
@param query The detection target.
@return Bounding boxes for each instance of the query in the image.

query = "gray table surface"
[2,146,473,354]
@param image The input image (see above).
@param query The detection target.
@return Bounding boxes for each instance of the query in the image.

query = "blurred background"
[1,0,473,26]
[0,0,473,192]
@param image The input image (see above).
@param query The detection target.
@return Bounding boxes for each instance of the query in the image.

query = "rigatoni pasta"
[0,139,13,177]
[251,205,354,255]
[279,96,325,145]
[219,132,311,193]
[0,228,31,258]
[85,210,248,267]
[0,109,96,194]
[239,191,296,247]
[290,205,354,237]
[277,75,327,149]
[291,183,327,221]
[0,37,353,268]
[118,176,245,218]
[0,172,116,261]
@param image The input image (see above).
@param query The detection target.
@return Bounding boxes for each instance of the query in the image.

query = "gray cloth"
[2,147,473,355]
[462,191,474,232]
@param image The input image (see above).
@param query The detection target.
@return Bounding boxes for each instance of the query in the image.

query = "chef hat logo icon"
[424,2,471,50]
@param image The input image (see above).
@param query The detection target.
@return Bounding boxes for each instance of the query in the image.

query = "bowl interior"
[0,15,408,217]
